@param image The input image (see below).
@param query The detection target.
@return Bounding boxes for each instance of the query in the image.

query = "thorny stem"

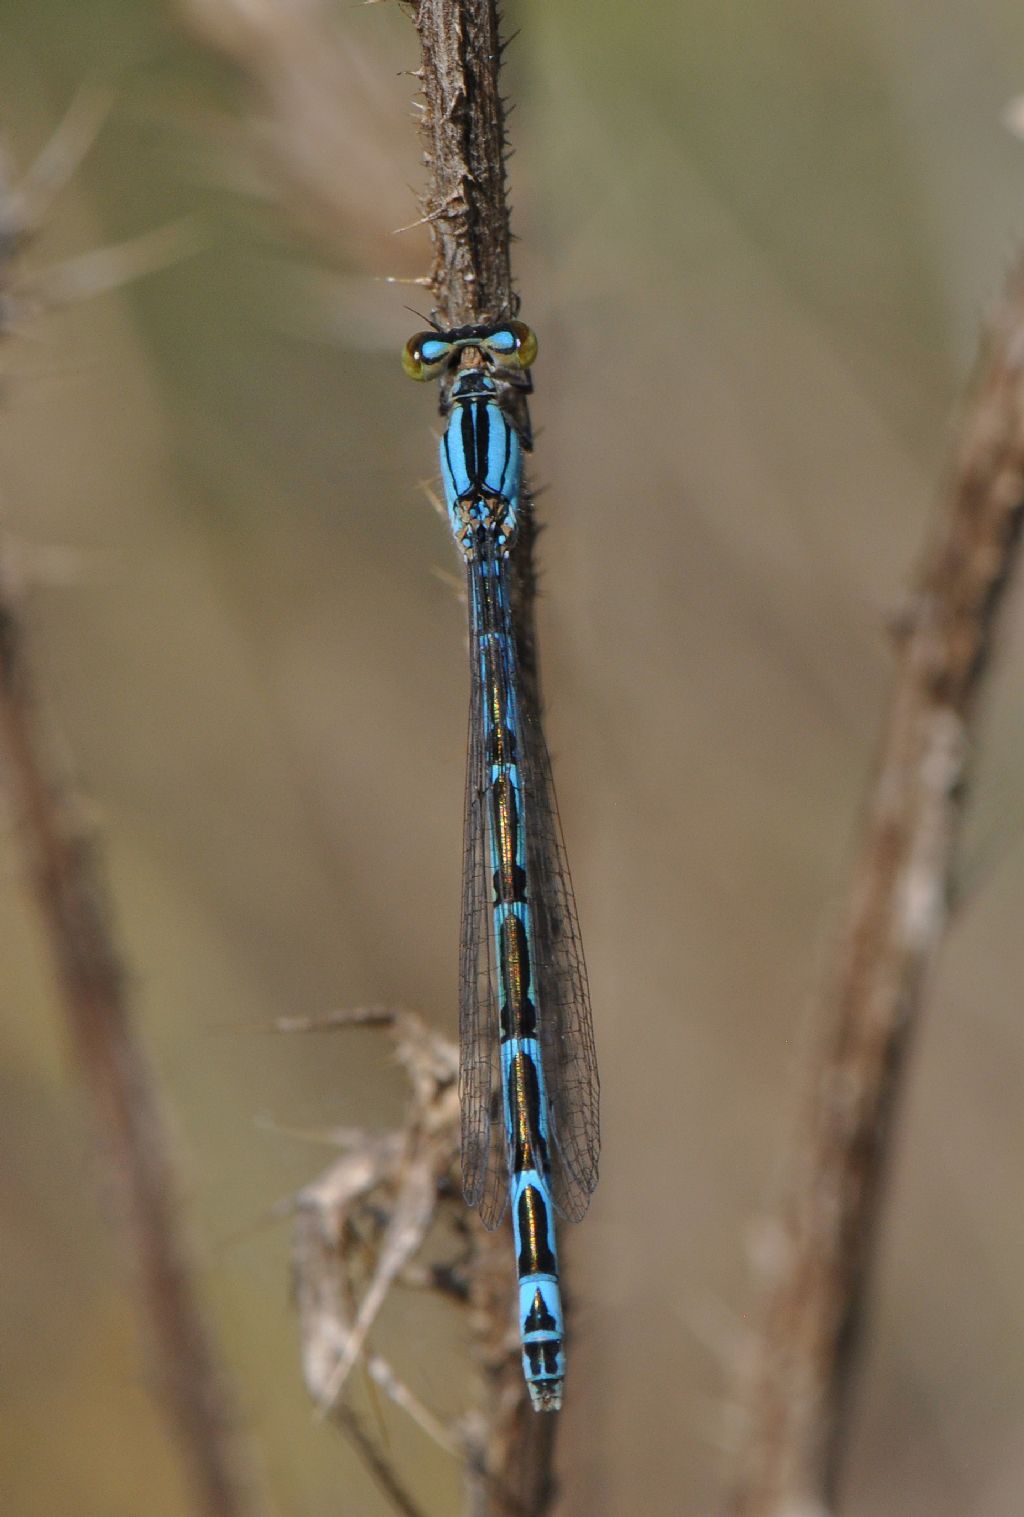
[411,0,514,327]
[409,4,556,1513]
[0,141,265,1517]
[729,258,1024,1516]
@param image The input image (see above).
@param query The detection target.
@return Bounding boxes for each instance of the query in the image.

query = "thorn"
[392,204,452,235]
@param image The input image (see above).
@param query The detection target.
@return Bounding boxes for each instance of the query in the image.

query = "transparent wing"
[459,545,600,1229]
[517,640,601,1223]
[458,561,510,1230]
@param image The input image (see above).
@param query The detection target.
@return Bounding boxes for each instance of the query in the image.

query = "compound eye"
[484,320,538,369]
[402,332,452,380]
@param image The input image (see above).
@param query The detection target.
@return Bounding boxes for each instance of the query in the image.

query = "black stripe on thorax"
[473,398,490,481]
[457,396,491,488]
[457,396,514,494]
[459,398,484,488]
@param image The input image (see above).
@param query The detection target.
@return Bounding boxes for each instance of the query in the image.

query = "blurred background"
[3,2,1024,1513]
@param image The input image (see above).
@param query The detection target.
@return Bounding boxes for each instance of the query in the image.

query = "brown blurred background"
[3,2,1024,1513]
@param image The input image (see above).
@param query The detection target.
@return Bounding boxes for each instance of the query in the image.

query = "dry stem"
[411,0,514,326]
[0,129,265,1517]
[730,258,1024,1516]
[408,8,556,1512]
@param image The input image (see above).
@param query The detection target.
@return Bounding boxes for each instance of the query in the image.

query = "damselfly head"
[402,320,537,381]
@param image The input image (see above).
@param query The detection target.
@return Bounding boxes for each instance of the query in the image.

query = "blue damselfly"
[404,320,600,1410]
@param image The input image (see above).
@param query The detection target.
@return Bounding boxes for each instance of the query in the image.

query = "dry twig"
[730,257,1024,1516]
[410,0,514,326]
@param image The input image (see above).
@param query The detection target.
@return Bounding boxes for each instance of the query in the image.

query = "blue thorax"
[441,370,523,556]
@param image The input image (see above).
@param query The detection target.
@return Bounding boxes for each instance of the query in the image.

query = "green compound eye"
[402,333,452,381]
[484,321,538,368]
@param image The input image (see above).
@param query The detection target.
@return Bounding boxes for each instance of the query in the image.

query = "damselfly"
[404,320,600,1410]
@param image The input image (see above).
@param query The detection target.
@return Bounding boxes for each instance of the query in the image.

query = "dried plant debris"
[280,1007,469,1455]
